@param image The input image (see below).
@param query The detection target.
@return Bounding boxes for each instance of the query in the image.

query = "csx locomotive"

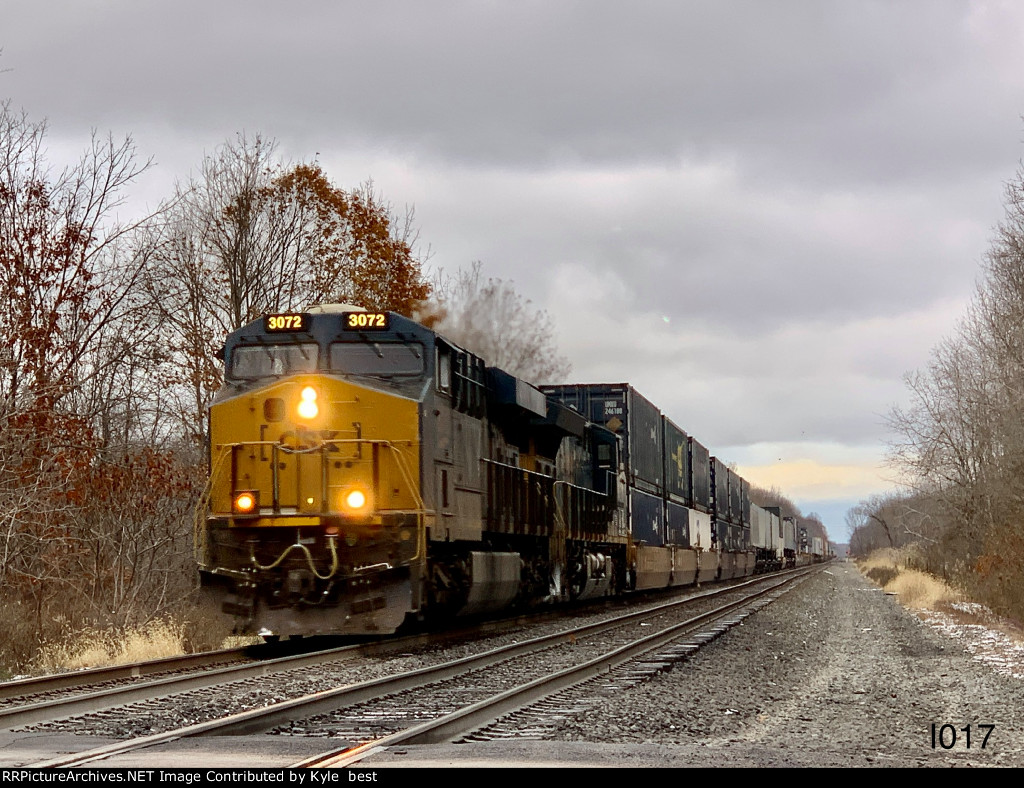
[196,305,826,637]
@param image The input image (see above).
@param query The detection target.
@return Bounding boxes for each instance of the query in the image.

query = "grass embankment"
[857,547,962,611]
[857,547,1024,673]
[32,618,189,674]
[25,618,259,678]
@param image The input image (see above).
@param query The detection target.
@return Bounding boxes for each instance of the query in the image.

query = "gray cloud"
[6,2,1020,180]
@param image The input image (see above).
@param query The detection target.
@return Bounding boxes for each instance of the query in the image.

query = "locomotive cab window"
[230,343,319,380]
[329,342,425,376]
[436,346,451,393]
[451,351,485,416]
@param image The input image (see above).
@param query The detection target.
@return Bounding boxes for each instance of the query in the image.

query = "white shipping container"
[784,518,797,552]
[688,508,713,550]
[768,511,783,555]
[750,505,770,550]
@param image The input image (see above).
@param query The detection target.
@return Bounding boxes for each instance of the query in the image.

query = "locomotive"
[195,305,827,637]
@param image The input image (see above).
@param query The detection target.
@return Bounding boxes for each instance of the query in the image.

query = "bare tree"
[0,103,199,660]
[424,261,571,383]
[885,161,1024,602]
[747,482,801,520]
[0,102,158,413]
[146,137,432,450]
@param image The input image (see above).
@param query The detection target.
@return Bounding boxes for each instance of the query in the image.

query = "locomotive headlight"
[233,490,258,514]
[297,386,319,419]
[344,489,368,511]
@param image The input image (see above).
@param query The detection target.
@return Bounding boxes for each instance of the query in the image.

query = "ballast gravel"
[539,562,1024,767]
[362,563,1024,767]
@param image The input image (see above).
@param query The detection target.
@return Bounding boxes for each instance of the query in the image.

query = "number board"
[264,313,310,332]
[343,312,390,330]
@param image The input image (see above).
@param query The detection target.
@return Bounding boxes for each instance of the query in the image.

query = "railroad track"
[1,609,582,731]
[294,568,812,767]
[0,645,255,704]
[2,595,646,720]
[0,642,377,731]
[27,566,817,768]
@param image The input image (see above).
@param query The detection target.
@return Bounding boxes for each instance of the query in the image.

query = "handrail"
[199,437,429,572]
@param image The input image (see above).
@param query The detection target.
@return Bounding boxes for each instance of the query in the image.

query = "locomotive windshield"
[230,343,319,379]
[329,341,424,377]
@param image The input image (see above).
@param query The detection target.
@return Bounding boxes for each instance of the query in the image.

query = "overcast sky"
[5,1,1024,538]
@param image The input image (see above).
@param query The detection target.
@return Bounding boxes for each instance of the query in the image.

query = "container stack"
[540,383,743,556]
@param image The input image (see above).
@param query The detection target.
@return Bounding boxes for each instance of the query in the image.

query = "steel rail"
[0,646,254,701]
[1,602,620,730]
[293,570,810,768]
[1,637,409,731]
[30,566,817,768]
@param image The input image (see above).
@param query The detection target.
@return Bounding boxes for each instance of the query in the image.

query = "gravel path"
[543,562,1024,767]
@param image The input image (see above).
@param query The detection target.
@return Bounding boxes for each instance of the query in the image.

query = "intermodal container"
[711,457,731,524]
[784,518,797,552]
[689,437,711,512]
[630,487,664,546]
[728,468,742,526]
[662,417,690,504]
[540,383,663,494]
[750,504,767,549]
[666,499,690,547]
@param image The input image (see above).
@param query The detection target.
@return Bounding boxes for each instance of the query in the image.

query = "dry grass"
[886,569,961,609]
[858,547,905,574]
[31,618,187,674]
[856,549,1024,661]
[0,591,258,678]
[857,547,962,611]
[29,617,259,675]
[178,600,259,653]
